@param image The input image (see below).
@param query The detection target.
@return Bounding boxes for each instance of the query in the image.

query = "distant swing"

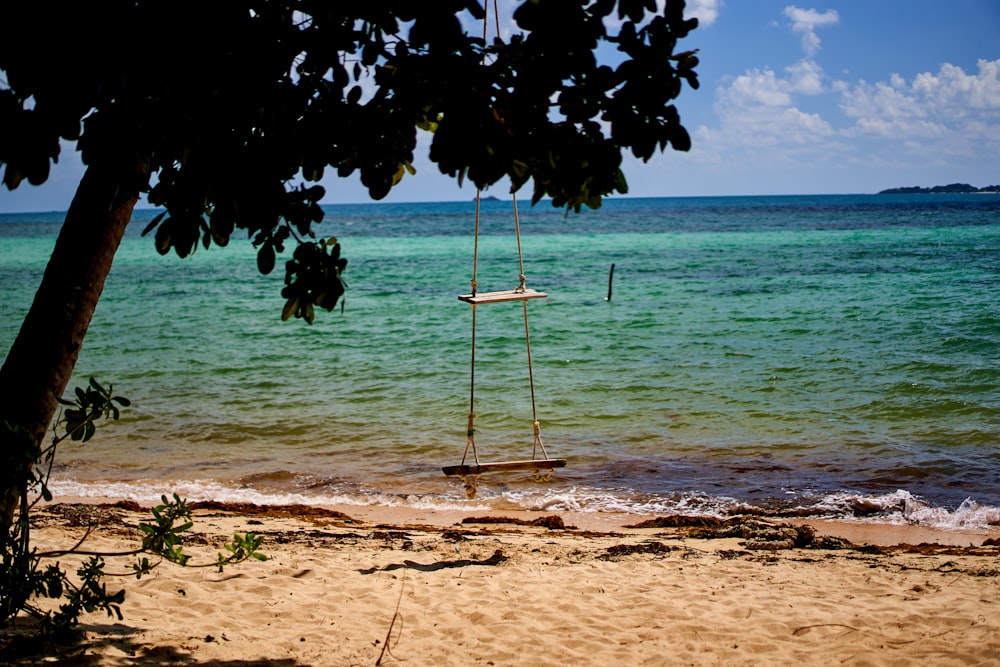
[442,188,566,498]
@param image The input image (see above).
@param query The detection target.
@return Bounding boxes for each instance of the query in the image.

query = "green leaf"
[257,244,276,275]
[615,168,629,194]
[46,577,63,599]
[669,124,692,151]
[281,296,299,321]
[141,211,167,237]
[391,162,406,186]
[154,218,173,255]
[3,165,24,190]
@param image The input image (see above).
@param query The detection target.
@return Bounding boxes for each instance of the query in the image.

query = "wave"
[801,489,1000,530]
[47,479,1000,532]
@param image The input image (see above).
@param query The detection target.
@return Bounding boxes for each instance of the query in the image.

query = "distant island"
[878,182,999,194]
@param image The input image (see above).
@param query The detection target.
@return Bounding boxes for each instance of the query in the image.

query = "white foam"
[807,489,1000,530]
[902,496,1000,530]
[46,478,493,512]
[47,479,1000,531]
[496,487,741,516]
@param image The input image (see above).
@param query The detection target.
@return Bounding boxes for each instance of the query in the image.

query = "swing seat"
[442,458,567,477]
[459,288,547,305]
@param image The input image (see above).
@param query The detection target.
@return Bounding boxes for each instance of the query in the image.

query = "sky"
[1,0,998,213]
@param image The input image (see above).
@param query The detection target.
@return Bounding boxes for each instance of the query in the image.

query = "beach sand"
[3,502,999,666]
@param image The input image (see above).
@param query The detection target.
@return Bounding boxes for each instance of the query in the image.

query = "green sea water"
[2,194,998,527]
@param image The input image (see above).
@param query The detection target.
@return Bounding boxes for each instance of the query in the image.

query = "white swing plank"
[458,288,548,304]
[442,458,567,477]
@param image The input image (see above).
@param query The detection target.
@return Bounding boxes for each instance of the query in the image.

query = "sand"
[3,502,999,666]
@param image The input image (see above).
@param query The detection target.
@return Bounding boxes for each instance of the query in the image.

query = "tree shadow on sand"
[1,619,304,667]
[357,549,508,574]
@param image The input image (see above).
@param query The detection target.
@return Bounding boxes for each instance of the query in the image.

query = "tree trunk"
[0,158,145,526]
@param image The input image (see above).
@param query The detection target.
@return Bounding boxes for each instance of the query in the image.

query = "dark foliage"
[0,0,698,319]
[0,3,698,628]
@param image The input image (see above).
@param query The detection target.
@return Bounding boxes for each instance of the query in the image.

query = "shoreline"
[46,495,1000,546]
[274,502,1000,547]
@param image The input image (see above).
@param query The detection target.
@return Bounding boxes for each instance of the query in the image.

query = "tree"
[0,0,698,529]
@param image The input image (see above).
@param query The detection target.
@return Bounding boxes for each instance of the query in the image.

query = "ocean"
[2,193,999,530]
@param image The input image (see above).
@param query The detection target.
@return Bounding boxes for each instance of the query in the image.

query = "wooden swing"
[442,189,566,498]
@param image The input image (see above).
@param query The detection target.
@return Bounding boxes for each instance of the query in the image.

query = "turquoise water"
[2,194,999,527]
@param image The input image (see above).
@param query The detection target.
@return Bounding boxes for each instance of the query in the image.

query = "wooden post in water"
[606,263,615,302]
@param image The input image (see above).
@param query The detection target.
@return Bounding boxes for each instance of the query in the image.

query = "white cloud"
[840,58,1000,142]
[840,82,930,135]
[913,59,1000,111]
[684,0,721,27]
[698,0,998,177]
[783,6,839,56]
[715,58,829,113]
[786,59,825,94]
[719,68,794,108]
[707,66,834,153]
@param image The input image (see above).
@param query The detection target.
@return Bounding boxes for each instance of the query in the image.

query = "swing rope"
[461,189,480,468]
[459,2,493,469]
[461,0,497,472]
[513,193,549,461]
[461,187,550,469]
[454,0,557,494]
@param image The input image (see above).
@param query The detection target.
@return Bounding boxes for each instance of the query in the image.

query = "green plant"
[0,378,266,634]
